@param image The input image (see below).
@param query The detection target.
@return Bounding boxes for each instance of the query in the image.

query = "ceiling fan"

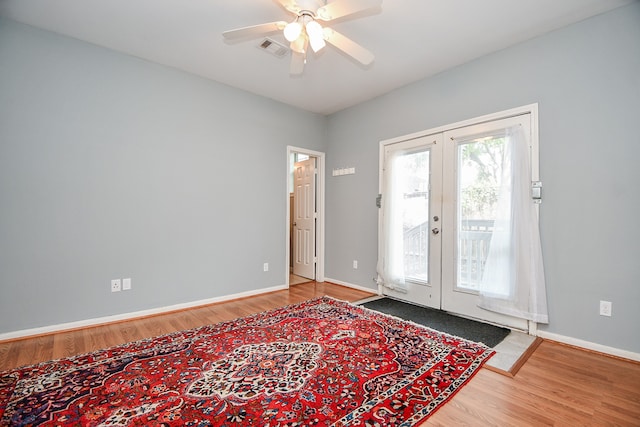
[222,0,382,75]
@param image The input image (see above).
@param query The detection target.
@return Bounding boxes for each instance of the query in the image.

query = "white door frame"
[378,104,539,332]
[286,146,325,286]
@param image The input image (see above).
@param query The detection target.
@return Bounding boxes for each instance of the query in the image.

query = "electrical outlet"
[122,278,132,290]
[263,263,269,272]
[111,279,121,293]
[599,300,612,317]
[353,260,358,269]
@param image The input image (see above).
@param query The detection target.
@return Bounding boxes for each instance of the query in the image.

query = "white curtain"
[478,126,549,323]
[377,149,407,292]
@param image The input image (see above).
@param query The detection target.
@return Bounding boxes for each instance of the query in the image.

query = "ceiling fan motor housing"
[295,0,325,15]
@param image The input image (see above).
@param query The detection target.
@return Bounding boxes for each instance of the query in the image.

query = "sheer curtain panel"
[478,126,549,323]
[377,149,408,292]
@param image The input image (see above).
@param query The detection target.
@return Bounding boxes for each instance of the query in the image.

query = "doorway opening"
[378,104,540,331]
[286,146,325,287]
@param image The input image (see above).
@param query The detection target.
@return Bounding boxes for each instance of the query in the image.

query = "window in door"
[456,135,507,292]
[398,148,430,283]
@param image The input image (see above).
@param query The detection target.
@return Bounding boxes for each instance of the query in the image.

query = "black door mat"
[361,297,510,348]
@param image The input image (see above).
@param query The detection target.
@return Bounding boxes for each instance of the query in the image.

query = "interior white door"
[441,115,532,330]
[293,158,316,279]
[380,135,443,309]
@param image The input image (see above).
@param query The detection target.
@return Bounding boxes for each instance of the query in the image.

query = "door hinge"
[376,194,382,208]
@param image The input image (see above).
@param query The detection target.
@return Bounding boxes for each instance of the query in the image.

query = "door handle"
[293,222,297,227]
[432,228,439,235]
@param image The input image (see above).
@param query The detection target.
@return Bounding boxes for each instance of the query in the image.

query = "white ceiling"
[0,0,634,115]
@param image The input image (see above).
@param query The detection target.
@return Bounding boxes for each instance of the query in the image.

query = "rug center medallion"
[187,341,322,400]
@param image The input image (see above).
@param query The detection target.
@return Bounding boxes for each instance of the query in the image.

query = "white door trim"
[286,146,325,287]
[381,104,539,146]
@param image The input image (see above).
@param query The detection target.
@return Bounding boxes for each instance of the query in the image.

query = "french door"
[380,135,442,308]
[441,116,531,330]
[380,110,536,330]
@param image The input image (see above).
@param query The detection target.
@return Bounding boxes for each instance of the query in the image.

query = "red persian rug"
[0,297,493,426]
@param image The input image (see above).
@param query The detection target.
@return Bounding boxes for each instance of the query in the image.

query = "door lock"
[432,228,440,235]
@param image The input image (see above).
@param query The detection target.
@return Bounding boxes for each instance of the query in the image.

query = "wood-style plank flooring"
[1,282,639,426]
[0,281,371,370]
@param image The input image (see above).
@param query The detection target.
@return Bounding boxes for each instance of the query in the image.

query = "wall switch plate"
[122,278,132,290]
[111,279,121,292]
[599,300,612,317]
[263,263,269,272]
[353,260,358,269]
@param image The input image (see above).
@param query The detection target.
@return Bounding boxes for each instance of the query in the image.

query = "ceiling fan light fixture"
[305,20,326,52]
[309,36,326,53]
[224,0,381,75]
[283,20,302,42]
[290,33,307,54]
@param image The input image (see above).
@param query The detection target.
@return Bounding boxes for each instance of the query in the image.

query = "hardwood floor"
[0,281,374,371]
[1,282,639,426]
[425,341,640,426]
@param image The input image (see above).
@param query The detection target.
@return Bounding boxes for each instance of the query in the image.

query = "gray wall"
[0,19,326,332]
[1,3,639,355]
[325,3,640,353]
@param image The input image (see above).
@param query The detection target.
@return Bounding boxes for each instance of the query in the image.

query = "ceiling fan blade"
[323,28,374,65]
[316,0,382,21]
[223,21,287,40]
[273,0,301,15]
[290,51,306,75]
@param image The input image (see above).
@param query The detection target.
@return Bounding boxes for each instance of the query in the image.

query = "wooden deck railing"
[403,219,494,288]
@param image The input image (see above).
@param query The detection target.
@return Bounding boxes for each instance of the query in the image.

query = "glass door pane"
[456,136,506,292]
[442,113,531,330]
[398,149,430,283]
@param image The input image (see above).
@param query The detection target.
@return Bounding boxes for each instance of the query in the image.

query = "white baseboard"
[7,283,636,364]
[0,285,288,342]
[537,330,640,362]
[324,277,379,294]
